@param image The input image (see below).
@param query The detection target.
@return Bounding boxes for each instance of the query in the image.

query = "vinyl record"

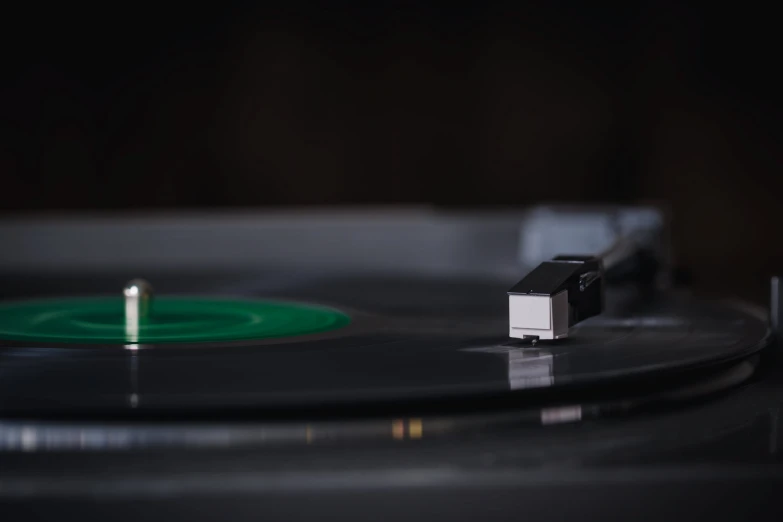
[0,273,771,416]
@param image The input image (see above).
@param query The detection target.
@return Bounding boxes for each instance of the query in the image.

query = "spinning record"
[0,274,772,417]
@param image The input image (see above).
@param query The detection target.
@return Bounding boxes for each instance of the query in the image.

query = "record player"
[0,205,781,521]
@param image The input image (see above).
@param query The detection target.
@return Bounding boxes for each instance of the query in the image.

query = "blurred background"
[0,2,780,302]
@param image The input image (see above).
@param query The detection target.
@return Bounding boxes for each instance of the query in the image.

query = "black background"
[1,3,781,302]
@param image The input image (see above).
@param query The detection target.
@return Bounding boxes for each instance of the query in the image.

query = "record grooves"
[0,277,771,419]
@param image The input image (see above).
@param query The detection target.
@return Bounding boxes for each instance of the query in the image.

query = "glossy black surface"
[0,272,770,415]
[2,349,783,521]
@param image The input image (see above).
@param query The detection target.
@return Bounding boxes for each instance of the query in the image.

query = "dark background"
[0,3,780,302]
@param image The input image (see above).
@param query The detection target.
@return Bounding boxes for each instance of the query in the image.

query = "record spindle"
[124,279,153,344]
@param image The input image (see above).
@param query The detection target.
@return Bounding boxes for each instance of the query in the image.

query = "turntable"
[0,206,781,521]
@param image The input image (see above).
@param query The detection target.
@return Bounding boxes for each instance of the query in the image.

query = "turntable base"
[1,207,781,522]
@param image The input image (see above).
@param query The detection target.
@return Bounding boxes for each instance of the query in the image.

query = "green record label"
[0,297,351,344]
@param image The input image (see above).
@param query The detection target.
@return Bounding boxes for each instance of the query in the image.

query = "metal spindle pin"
[124,279,153,343]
